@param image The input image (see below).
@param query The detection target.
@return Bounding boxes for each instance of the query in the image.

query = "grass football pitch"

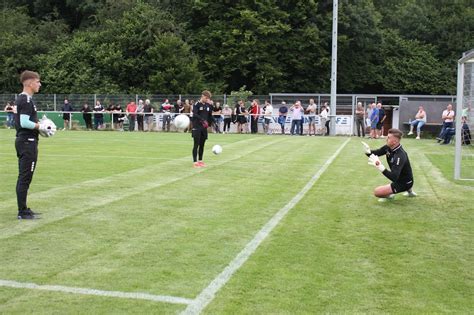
[0,129,472,314]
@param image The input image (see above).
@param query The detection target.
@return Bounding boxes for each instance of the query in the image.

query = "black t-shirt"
[212,105,221,117]
[369,144,414,185]
[15,93,39,139]
[378,108,385,121]
[94,104,104,118]
[192,101,214,128]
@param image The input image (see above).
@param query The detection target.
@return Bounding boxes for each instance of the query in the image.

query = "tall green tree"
[0,8,68,93]
[186,0,328,94]
[38,2,203,94]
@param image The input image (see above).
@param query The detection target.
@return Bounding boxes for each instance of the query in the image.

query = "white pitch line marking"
[0,279,193,305]
[181,138,351,315]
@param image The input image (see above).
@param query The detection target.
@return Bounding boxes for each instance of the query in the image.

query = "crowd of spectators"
[2,98,472,144]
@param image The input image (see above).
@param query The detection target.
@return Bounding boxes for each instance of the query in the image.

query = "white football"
[174,114,190,130]
[39,117,57,138]
[212,144,222,155]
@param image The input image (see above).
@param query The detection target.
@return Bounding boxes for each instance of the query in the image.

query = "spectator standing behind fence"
[81,103,92,130]
[263,100,273,135]
[249,99,260,134]
[278,101,288,135]
[290,101,303,135]
[126,101,137,132]
[366,103,373,135]
[4,101,15,129]
[107,103,115,128]
[143,99,154,131]
[377,103,386,138]
[222,104,232,134]
[299,103,305,135]
[93,100,104,130]
[115,104,125,131]
[62,98,74,130]
[320,104,329,136]
[161,99,172,132]
[436,103,455,143]
[355,102,365,137]
[136,99,144,131]
[408,105,427,139]
[212,101,222,133]
[183,99,192,132]
[369,102,379,139]
[235,100,247,133]
[306,99,317,136]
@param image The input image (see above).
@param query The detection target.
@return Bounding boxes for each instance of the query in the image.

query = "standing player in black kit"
[192,90,214,168]
[15,70,51,219]
[362,128,417,201]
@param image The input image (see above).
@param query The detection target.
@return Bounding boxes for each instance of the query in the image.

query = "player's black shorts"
[63,113,71,120]
[192,127,208,141]
[390,180,413,194]
[376,122,383,130]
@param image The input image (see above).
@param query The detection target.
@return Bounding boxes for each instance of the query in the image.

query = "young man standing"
[192,90,214,168]
[61,98,73,130]
[362,128,417,201]
[15,70,50,219]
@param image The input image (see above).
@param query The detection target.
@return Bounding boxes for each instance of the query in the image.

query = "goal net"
[454,49,474,180]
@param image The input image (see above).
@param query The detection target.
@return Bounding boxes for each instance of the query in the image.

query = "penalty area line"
[0,279,193,305]
[181,137,351,315]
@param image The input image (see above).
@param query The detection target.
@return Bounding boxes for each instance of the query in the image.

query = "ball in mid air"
[174,114,190,129]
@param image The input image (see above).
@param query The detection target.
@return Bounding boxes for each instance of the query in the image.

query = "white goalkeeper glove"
[368,154,385,172]
[38,118,57,137]
[361,141,371,154]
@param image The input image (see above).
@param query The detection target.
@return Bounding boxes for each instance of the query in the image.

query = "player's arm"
[369,145,389,157]
[381,152,405,182]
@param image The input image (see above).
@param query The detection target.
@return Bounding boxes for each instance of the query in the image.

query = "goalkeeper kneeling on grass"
[362,128,417,201]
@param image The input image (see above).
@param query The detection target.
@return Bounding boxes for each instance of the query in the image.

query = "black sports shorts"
[391,180,414,194]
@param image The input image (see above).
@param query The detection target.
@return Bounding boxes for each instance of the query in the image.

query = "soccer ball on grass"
[212,144,222,155]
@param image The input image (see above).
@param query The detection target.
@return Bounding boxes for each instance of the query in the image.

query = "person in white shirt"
[290,101,303,135]
[320,104,329,136]
[437,103,455,142]
[263,100,273,135]
[408,105,427,139]
[306,99,317,136]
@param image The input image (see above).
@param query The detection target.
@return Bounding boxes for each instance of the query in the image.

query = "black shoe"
[17,212,38,220]
[17,208,41,219]
[26,208,42,215]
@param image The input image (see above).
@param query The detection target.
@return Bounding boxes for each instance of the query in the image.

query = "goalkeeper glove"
[38,119,56,137]
[361,141,371,154]
[368,154,385,172]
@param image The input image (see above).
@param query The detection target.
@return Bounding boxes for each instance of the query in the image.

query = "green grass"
[0,130,472,314]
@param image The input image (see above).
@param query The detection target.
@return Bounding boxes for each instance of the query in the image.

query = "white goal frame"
[454,49,474,180]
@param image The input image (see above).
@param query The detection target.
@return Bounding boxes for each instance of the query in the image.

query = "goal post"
[454,49,474,180]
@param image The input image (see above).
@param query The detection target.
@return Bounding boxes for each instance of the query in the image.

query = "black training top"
[192,101,214,129]
[368,144,414,185]
[15,93,39,139]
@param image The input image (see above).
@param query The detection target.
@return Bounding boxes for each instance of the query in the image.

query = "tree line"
[1,0,472,95]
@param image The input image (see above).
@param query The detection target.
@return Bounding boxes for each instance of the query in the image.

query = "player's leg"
[373,184,394,198]
[192,130,201,165]
[15,138,39,218]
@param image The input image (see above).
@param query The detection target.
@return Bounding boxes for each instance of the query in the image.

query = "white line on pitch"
[181,137,351,315]
[0,279,193,305]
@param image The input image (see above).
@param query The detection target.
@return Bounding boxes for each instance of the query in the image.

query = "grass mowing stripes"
[0,130,472,313]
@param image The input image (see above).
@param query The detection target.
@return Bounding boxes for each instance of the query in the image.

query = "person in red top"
[249,99,260,134]
[126,101,137,131]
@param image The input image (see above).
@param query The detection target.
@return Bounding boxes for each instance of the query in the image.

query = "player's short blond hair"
[20,70,40,83]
